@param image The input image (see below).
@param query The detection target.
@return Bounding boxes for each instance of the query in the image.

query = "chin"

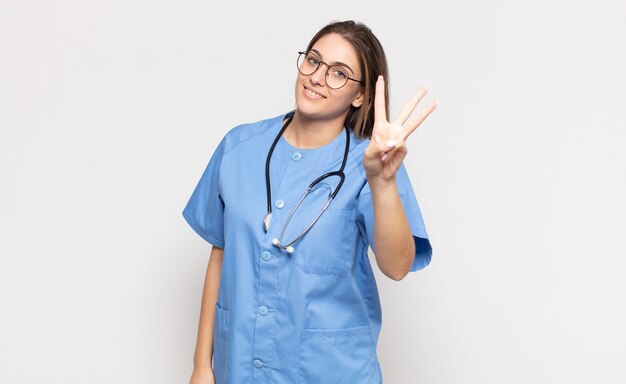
[295,101,334,122]
[295,94,323,119]
[294,83,351,123]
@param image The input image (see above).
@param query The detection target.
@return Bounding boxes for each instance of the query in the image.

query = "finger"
[394,86,429,126]
[364,134,385,158]
[377,138,405,161]
[365,135,394,160]
[385,138,405,154]
[370,137,397,156]
[402,99,439,140]
[383,139,407,162]
[374,75,387,125]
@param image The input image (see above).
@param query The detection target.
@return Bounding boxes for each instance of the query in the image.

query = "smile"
[303,86,326,99]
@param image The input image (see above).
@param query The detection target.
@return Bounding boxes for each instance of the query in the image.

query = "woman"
[185,20,438,384]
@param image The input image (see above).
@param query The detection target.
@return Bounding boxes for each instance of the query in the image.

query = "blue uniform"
[183,112,432,383]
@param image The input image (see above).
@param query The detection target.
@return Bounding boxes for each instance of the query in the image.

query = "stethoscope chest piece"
[263,212,272,232]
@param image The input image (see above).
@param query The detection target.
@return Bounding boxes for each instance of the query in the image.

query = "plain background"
[1,0,625,383]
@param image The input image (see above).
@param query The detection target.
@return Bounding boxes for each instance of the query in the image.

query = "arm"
[368,177,415,280]
[363,76,438,280]
[192,246,224,372]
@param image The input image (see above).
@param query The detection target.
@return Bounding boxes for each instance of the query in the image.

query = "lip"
[303,85,326,99]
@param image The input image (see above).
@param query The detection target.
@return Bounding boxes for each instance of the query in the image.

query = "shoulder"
[346,131,370,178]
[220,112,289,155]
[349,133,369,157]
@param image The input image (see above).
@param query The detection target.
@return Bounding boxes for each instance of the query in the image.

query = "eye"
[330,67,348,79]
[306,53,320,66]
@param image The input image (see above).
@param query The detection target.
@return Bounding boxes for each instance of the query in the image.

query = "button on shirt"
[183,112,432,383]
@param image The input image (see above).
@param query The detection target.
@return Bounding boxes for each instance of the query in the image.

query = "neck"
[284,111,347,149]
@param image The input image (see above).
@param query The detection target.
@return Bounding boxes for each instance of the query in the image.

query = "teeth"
[305,87,323,98]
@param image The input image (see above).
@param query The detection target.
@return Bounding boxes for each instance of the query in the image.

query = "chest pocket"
[291,209,358,275]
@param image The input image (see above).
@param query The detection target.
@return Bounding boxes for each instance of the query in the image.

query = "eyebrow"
[310,49,356,75]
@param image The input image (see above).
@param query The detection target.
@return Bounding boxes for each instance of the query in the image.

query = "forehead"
[310,33,360,73]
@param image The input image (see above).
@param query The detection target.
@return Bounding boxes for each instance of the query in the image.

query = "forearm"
[368,177,415,281]
[193,246,223,369]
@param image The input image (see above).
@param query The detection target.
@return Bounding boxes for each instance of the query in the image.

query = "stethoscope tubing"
[264,111,350,252]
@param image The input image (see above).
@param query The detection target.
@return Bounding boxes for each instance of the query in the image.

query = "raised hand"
[363,76,438,182]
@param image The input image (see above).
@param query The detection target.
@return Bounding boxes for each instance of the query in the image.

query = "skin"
[287,33,439,279]
[285,33,364,148]
[365,76,438,280]
[190,246,222,384]
[190,32,438,383]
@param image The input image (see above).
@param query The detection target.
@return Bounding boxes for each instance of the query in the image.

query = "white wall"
[1,0,625,383]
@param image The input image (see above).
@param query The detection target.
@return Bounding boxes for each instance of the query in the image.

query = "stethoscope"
[263,111,350,254]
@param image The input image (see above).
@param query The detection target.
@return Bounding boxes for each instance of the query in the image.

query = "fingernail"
[381,153,387,161]
[386,140,397,148]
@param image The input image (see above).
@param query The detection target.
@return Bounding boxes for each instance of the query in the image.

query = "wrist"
[193,358,213,371]
[367,174,398,191]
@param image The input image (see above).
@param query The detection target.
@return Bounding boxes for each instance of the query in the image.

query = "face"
[294,33,364,123]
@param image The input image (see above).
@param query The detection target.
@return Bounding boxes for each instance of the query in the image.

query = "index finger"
[374,75,387,124]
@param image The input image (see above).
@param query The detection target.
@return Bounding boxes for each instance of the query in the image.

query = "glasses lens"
[326,65,349,89]
[296,51,351,89]
[297,51,318,76]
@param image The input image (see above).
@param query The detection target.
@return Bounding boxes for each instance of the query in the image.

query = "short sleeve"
[182,139,226,248]
[355,164,432,272]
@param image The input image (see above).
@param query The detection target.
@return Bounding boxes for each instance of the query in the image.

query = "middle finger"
[401,100,439,141]
[394,86,429,126]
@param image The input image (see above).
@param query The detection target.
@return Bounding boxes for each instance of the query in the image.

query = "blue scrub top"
[183,112,432,383]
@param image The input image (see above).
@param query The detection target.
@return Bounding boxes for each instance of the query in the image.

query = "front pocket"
[213,303,230,384]
[292,209,357,275]
[299,325,377,383]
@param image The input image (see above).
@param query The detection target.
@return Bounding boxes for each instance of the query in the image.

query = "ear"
[351,90,365,108]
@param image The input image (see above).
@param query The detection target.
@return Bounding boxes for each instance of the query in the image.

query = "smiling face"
[294,33,364,125]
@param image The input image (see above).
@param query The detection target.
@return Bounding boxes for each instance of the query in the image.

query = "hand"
[189,366,215,384]
[363,76,438,183]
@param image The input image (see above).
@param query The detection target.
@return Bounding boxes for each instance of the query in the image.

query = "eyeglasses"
[297,51,363,90]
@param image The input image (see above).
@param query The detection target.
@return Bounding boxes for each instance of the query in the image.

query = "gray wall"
[1,0,625,382]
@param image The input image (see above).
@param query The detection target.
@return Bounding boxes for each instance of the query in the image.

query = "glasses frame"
[297,51,364,89]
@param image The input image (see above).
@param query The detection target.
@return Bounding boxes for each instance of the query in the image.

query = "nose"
[309,62,329,87]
